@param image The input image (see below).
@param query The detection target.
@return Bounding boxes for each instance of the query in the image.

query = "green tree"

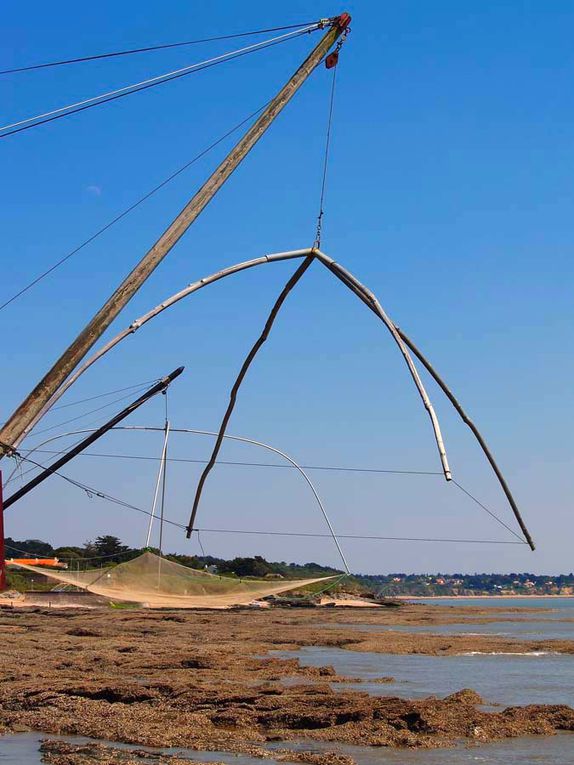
[5,537,53,557]
[92,535,129,562]
[53,546,85,561]
[218,556,273,578]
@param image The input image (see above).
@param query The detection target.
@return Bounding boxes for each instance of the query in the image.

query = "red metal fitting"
[325,51,339,69]
[336,12,351,30]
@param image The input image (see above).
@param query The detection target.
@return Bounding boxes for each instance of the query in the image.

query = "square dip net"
[11,551,334,608]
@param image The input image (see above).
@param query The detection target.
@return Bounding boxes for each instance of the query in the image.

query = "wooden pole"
[2,368,183,509]
[11,249,312,451]
[0,14,351,457]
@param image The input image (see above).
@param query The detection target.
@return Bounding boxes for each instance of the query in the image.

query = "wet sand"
[0,603,573,763]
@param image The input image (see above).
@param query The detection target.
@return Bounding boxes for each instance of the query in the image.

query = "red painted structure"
[0,471,6,591]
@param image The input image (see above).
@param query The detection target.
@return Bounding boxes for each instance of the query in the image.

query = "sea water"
[2,730,573,765]
[280,646,573,707]
[411,597,574,609]
[0,732,273,765]
[273,598,574,764]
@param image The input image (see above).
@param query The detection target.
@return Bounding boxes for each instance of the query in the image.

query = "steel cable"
[0,21,327,75]
[0,102,271,312]
[0,26,320,138]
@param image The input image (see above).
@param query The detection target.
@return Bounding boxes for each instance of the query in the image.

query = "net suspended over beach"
[11,551,335,608]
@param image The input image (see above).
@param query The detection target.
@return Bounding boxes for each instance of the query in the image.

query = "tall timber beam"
[0,13,351,456]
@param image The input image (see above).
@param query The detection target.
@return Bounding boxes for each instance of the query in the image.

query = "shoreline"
[396,594,574,600]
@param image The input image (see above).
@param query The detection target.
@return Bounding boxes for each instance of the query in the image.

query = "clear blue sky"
[1,1,572,574]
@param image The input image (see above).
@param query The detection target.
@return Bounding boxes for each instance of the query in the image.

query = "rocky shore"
[0,604,573,763]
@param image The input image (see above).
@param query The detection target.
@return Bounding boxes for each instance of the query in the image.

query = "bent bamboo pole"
[313,253,534,551]
[187,255,316,537]
[125,426,350,574]
[313,251,451,481]
[18,248,450,486]
[393,329,535,551]
[144,421,171,548]
[12,248,532,548]
[5,423,350,573]
[13,250,313,449]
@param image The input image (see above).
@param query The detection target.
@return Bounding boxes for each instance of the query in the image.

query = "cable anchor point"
[325,25,350,69]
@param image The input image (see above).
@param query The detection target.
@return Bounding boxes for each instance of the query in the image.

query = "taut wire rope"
[3,450,526,546]
[29,385,153,437]
[0,25,321,138]
[50,379,160,411]
[29,449,442,476]
[314,57,338,248]
[0,20,330,75]
[9,425,522,544]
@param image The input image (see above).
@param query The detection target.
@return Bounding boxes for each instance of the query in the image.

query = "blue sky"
[1,1,572,574]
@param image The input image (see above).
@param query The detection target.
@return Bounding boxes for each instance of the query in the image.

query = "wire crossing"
[6,420,530,548]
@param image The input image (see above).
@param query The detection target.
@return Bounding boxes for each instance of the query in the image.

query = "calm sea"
[277,597,574,764]
[412,596,574,611]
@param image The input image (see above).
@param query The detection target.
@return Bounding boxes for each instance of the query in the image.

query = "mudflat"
[1,603,573,763]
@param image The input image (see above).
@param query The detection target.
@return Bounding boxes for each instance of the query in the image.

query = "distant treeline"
[353,572,574,596]
[4,535,345,581]
[6,536,573,596]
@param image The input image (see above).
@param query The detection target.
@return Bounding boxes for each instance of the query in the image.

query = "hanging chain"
[313,30,349,249]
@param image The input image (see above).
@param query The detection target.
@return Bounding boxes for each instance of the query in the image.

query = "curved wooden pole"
[13,249,313,449]
[313,251,451,481]
[187,255,315,536]
[313,252,534,551]
[12,247,532,549]
[393,329,535,551]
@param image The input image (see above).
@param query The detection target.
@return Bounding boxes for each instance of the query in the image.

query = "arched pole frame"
[13,247,533,549]
[16,249,450,484]
[14,250,312,448]
[4,425,351,574]
[124,426,351,575]
[145,420,170,548]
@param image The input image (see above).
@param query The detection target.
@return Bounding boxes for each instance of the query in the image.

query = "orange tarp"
[7,558,67,569]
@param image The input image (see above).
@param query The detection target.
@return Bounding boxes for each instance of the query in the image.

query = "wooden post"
[2,368,183,509]
[0,13,351,457]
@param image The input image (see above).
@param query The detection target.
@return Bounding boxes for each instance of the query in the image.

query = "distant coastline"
[397,594,574,600]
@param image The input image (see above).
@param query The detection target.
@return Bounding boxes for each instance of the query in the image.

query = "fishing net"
[11,551,334,608]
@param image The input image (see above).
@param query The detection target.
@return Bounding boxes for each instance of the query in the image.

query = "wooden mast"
[0,13,351,457]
